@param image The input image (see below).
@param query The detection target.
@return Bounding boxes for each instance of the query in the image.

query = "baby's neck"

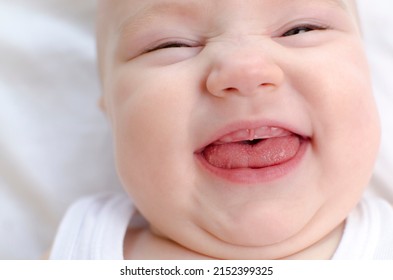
[124,222,344,260]
[124,228,213,260]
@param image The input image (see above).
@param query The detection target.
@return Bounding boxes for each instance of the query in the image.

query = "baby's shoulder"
[356,196,393,259]
[50,192,134,259]
[364,195,393,225]
[332,195,393,260]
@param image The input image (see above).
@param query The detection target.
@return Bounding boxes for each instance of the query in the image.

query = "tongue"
[202,135,300,169]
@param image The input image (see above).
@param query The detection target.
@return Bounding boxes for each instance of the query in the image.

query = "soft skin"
[97,0,380,259]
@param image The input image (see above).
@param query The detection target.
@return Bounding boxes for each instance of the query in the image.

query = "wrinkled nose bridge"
[206,45,282,97]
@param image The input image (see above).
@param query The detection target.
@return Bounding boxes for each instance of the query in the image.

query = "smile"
[195,124,310,184]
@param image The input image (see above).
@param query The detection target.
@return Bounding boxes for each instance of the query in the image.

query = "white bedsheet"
[0,0,392,259]
[0,0,120,259]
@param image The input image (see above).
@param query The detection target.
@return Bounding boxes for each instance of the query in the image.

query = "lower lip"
[195,138,310,184]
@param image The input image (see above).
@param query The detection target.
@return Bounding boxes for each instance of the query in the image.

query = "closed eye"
[144,41,193,53]
[282,24,328,37]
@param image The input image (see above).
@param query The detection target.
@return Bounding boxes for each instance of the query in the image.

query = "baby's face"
[98,0,380,259]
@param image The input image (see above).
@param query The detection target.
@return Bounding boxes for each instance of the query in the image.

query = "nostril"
[223,83,273,95]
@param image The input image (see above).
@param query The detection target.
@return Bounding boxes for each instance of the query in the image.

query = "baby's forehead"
[97,0,358,44]
[98,0,356,21]
[98,0,358,36]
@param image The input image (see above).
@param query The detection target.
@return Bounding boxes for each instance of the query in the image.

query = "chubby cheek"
[296,41,380,201]
[107,67,198,221]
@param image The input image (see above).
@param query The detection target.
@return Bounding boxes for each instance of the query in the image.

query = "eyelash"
[282,24,329,37]
[143,24,329,53]
[144,41,193,53]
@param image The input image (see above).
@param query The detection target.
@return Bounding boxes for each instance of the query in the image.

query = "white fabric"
[1,0,393,260]
[49,192,393,260]
[332,195,393,259]
[49,192,135,260]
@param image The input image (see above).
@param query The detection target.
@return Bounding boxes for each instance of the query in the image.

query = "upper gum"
[217,126,290,143]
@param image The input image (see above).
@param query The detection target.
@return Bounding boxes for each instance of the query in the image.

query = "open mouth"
[201,126,301,169]
[196,125,309,183]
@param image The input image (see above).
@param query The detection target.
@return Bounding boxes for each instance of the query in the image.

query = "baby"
[49,0,393,259]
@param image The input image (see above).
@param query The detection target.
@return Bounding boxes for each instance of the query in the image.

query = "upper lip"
[195,119,310,153]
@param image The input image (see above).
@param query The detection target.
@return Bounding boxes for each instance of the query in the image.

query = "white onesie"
[49,192,393,259]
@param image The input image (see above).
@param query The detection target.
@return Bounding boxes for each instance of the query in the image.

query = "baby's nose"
[206,45,284,98]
